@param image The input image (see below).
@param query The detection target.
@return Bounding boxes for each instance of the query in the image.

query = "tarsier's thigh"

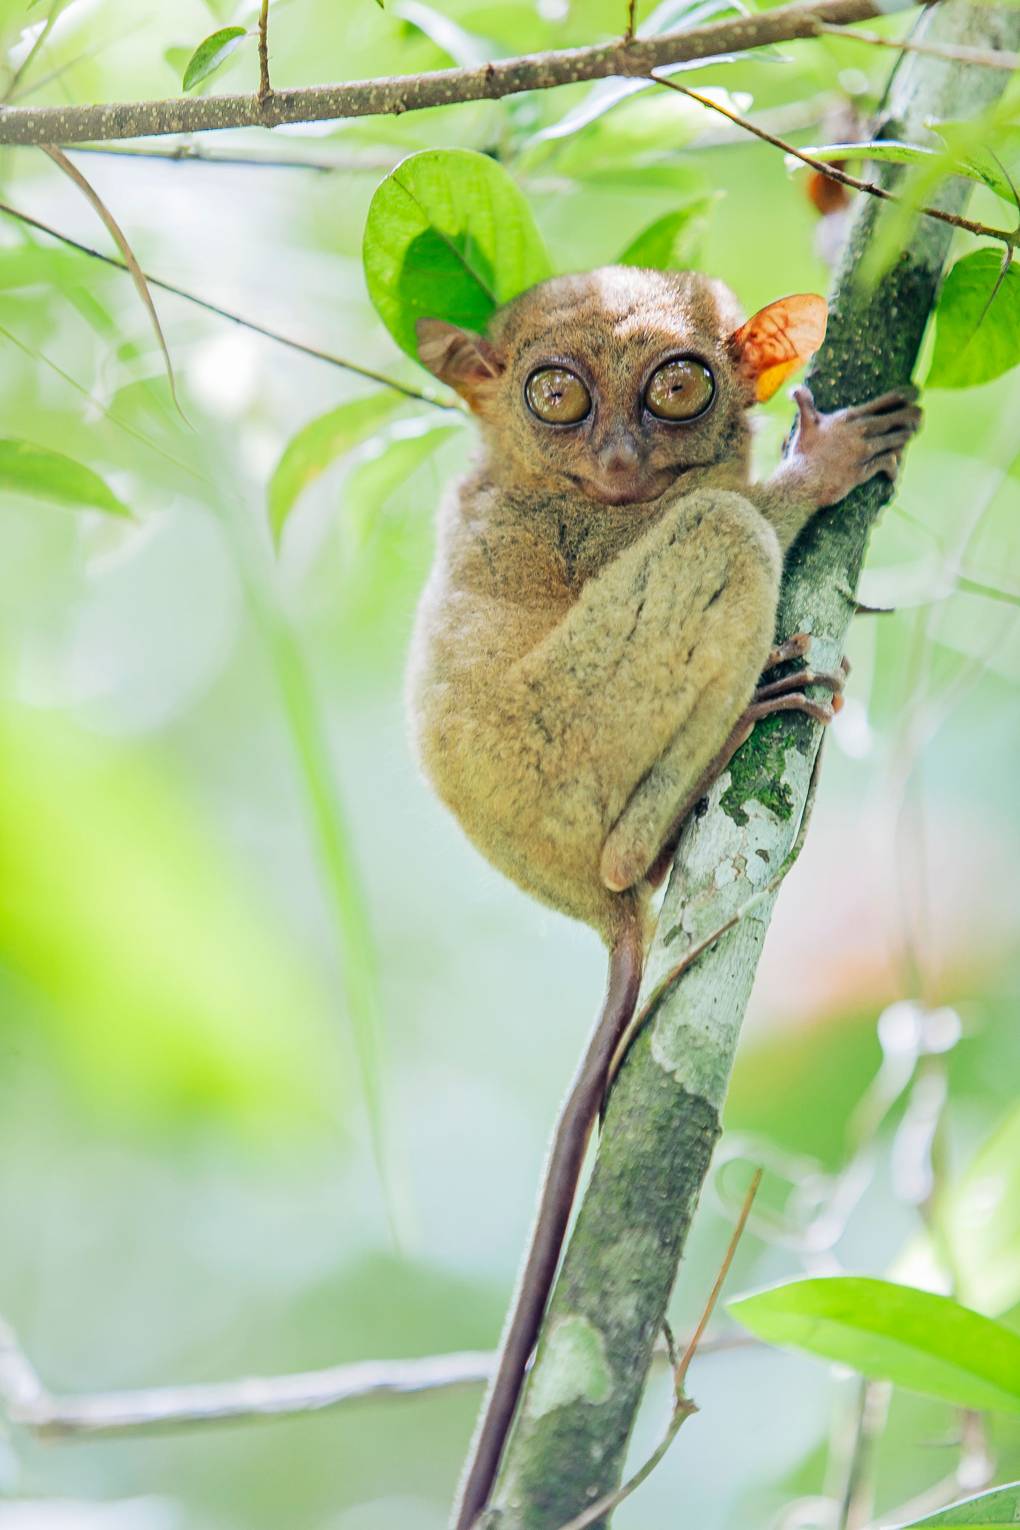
[599,499,782,890]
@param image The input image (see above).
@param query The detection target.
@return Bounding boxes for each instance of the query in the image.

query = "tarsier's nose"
[597,434,641,477]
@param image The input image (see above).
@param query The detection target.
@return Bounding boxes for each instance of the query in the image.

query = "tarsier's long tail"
[452,905,645,1530]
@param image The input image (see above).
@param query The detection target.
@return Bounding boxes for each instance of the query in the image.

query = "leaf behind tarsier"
[363,148,551,360]
[40,145,184,419]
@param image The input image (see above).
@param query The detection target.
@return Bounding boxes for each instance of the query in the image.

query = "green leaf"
[618,200,715,270]
[181,25,247,91]
[0,439,129,516]
[927,250,1020,390]
[268,393,405,545]
[936,1100,1020,1316]
[362,148,552,361]
[344,416,461,540]
[729,1276,1020,1414]
[892,1482,1020,1529]
[793,139,941,172]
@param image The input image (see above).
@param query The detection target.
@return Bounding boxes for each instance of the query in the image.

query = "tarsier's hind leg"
[601,643,847,894]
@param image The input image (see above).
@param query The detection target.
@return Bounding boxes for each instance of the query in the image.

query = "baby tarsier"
[408,265,920,1528]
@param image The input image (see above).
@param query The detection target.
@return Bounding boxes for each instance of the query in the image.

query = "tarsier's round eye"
[645,358,715,421]
[525,367,592,425]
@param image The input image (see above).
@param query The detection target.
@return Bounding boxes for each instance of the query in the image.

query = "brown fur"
[409,267,918,942]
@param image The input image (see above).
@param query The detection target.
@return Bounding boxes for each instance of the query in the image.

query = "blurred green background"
[0,0,1018,1525]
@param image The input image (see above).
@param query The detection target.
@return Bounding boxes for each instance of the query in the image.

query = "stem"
[482,3,1020,1524]
[257,0,272,106]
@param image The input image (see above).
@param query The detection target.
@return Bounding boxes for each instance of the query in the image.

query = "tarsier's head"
[416,267,826,507]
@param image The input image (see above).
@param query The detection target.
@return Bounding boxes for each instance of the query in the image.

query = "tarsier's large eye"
[645,358,715,421]
[525,367,592,425]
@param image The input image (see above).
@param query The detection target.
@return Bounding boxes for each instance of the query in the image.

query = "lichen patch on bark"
[524,1316,612,1420]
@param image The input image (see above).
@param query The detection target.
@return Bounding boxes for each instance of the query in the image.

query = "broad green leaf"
[344,416,461,539]
[0,439,129,516]
[892,1482,1020,1529]
[936,1100,1020,1316]
[0,704,340,1130]
[268,393,405,545]
[618,200,715,270]
[729,1276,1020,1414]
[928,251,1020,390]
[363,148,552,360]
[181,25,246,91]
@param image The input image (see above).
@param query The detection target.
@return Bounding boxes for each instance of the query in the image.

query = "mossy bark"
[484,4,1020,1524]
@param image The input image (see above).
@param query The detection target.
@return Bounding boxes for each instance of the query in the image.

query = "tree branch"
[481,2,1020,1525]
[0,0,908,146]
[0,1316,751,1442]
[651,75,1020,248]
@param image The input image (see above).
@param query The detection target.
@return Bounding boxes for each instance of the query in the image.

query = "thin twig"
[814,22,1020,71]
[0,1318,753,1441]
[554,1170,763,1530]
[650,74,1020,249]
[625,0,638,42]
[0,199,457,409]
[257,0,272,107]
[0,0,912,145]
[66,143,398,173]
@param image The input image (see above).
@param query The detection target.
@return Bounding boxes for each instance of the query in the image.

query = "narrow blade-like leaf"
[0,438,128,516]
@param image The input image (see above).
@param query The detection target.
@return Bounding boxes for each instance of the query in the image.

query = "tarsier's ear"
[416,318,504,410]
[728,294,828,403]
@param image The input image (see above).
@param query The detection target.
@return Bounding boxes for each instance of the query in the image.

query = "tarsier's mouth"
[570,465,687,507]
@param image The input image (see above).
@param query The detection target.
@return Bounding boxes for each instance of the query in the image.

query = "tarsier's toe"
[859,404,922,438]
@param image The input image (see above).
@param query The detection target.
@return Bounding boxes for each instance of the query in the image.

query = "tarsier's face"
[417,267,827,507]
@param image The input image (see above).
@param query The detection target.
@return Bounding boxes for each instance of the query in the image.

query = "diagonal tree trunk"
[482,4,1020,1523]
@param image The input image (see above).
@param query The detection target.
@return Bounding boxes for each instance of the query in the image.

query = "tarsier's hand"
[786,385,923,508]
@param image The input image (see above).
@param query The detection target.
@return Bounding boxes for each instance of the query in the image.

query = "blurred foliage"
[0,0,1018,1528]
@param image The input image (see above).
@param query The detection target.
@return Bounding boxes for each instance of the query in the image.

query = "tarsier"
[408,266,921,1527]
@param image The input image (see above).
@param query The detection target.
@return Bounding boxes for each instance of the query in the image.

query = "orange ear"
[416,318,504,410]
[728,294,827,403]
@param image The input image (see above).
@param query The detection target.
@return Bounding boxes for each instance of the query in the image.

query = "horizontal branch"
[0,1316,752,1441]
[0,0,907,146]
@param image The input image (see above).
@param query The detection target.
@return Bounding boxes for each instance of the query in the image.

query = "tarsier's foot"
[754,655,849,712]
[787,385,922,507]
[629,661,846,893]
